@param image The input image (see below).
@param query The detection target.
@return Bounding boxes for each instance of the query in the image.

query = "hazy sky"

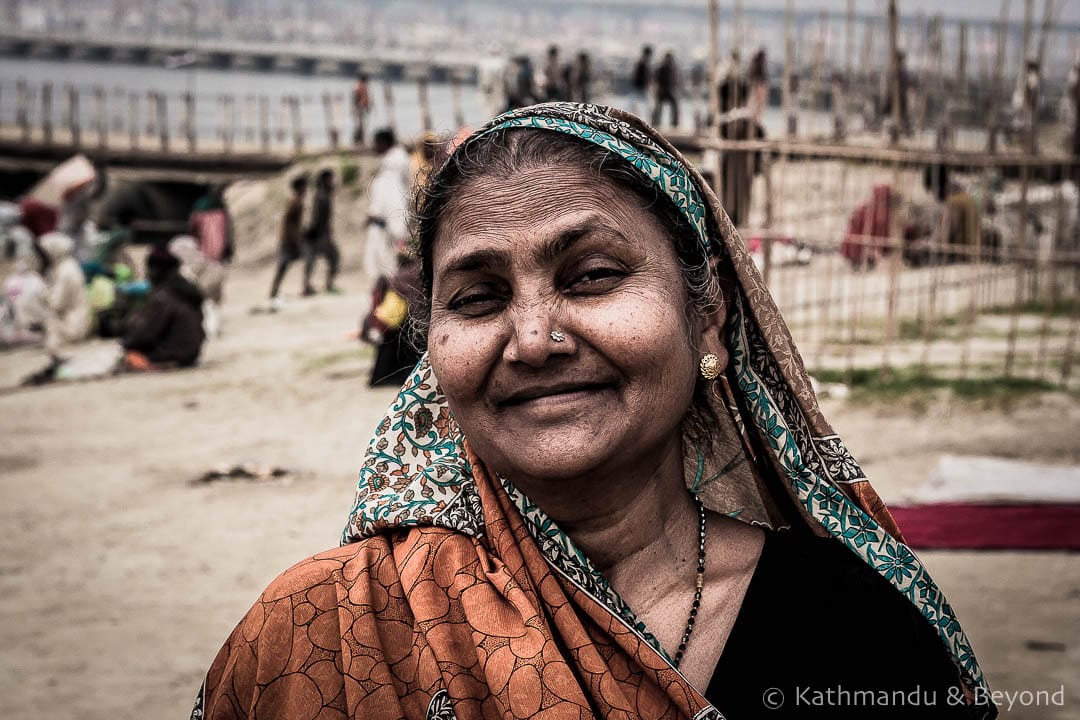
[753,0,1079,25]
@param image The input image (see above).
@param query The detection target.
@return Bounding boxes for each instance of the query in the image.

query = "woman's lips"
[496,382,613,408]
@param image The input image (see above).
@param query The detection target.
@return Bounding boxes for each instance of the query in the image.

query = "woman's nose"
[502,304,571,367]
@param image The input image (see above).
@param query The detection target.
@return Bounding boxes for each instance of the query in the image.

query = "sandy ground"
[1,169,1079,718]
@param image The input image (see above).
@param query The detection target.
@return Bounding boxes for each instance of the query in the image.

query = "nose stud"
[549,330,566,343]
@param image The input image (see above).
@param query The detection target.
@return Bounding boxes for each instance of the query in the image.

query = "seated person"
[122,246,205,371]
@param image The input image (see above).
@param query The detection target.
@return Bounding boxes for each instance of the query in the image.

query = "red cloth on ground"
[890,503,1080,551]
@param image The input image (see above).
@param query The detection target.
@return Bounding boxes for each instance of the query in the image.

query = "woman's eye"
[448,287,504,315]
[567,265,625,292]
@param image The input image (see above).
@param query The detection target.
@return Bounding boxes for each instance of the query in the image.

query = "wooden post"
[224,94,236,153]
[707,0,719,131]
[1035,185,1065,378]
[956,23,968,94]
[145,91,157,139]
[382,80,397,136]
[1004,163,1031,378]
[259,95,270,152]
[66,85,81,148]
[811,10,827,126]
[157,92,169,152]
[987,0,1010,153]
[762,234,774,287]
[450,75,465,129]
[1062,312,1079,386]
[41,81,53,145]
[845,0,854,82]
[783,0,795,138]
[322,91,339,148]
[94,86,106,148]
[1021,0,1034,69]
[275,96,288,144]
[16,79,30,143]
[417,77,433,134]
[290,95,303,152]
[244,95,257,144]
[112,87,125,135]
[183,91,196,152]
[887,0,900,147]
[128,91,139,148]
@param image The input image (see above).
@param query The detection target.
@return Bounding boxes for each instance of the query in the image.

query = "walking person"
[303,169,341,295]
[364,129,411,286]
[652,51,680,128]
[352,73,372,146]
[542,45,566,101]
[630,45,653,118]
[269,175,309,305]
[567,52,592,103]
[748,48,768,123]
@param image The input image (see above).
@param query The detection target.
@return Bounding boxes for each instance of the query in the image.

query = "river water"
[0,57,827,146]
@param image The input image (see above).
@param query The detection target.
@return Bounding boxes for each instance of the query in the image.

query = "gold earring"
[699,353,722,380]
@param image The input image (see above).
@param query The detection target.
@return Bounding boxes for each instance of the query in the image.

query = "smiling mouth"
[497,382,613,407]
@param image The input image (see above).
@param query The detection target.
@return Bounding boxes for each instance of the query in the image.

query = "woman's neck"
[510,436,695,573]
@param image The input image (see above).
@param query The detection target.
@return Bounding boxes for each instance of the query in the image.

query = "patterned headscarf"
[341,103,990,699]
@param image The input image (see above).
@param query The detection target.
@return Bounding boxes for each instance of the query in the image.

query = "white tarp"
[903,454,1080,505]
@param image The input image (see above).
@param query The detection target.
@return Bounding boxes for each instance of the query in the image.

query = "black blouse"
[704,531,997,719]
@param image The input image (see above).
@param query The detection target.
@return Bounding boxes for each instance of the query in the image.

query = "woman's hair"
[412,128,732,446]
[413,128,723,332]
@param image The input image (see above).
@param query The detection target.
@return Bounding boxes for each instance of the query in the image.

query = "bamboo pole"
[275,96,288,144]
[66,85,80,148]
[382,80,397,136]
[987,0,1010,154]
[707,0,719,132]
[243,94,257,144]
[259,95,270,152]
[94,86,106,148]
[157,92,168,152]
[41,81,53,145]
[221,94,234,153]
[289,95,303,152]
[783,0,794,139]
[1021,0,1034,69]
[183,91,196,152]
[16,79,29,143]
[1034,184,1065,378]
[734,0,744,61]
[1062,310,1078,386]
[846,0,855,82]
[450,76,465,129]
[128,91,138,148]
[322,91,339,148]
[887,0,900,147]
[145,91,157,139]
[956,23,968,94]
[1004,165,1031,377]
[811,10,827,134]
[417,77,433,134]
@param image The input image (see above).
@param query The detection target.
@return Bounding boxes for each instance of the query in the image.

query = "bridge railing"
[0,77,474,157]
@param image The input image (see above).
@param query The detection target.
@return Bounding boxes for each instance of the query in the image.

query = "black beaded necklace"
[673,493,706,669]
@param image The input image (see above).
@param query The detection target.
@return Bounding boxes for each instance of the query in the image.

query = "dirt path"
[0,263,1077,719]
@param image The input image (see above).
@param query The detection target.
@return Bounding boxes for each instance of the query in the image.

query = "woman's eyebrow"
[536,223,628,264]
[439,248,509,278]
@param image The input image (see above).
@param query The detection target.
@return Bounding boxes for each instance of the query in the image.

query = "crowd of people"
[0,161,230,382]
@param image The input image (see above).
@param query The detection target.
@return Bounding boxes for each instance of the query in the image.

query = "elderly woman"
[193,104,995,719]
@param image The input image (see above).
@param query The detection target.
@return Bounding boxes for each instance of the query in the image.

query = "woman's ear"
[694,297,729,374]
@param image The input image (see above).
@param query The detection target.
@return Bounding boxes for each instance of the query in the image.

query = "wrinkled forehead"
[436,161,635,241]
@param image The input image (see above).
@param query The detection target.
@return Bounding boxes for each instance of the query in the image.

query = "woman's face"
[428,162,724,488]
